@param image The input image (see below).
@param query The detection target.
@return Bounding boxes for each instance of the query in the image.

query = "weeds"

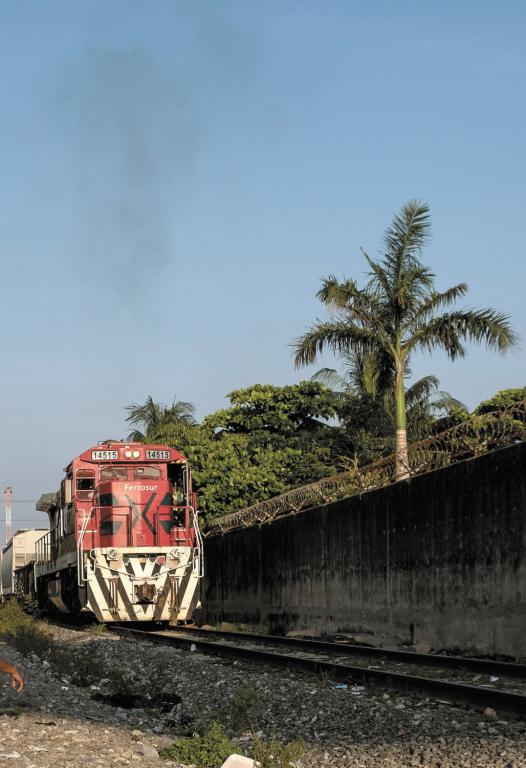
[161,722,305,768]
[9,624,52,658]
[251,736,305,768]
[229,684,260,733]
[160,721,237,767]
[317,669,334,689]
[0,600,33,638]
[86,622,108,636]
[0,600,52,657]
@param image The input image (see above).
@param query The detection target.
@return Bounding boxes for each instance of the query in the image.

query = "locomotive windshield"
[135,466,161,478]
[100,467,128,480]
[99,466,162,480]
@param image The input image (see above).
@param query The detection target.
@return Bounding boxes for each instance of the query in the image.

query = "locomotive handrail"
[192,507,204,579]
[35,530,55,566]
[77,508,95,585]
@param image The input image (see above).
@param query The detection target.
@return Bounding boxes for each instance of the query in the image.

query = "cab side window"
[76,469,95,501]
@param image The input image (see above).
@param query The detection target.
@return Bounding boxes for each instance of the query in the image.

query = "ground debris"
[0,623,523,767]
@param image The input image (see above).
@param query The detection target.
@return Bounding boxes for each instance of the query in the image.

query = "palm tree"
[294,200,518,479]
[125,395,196,442]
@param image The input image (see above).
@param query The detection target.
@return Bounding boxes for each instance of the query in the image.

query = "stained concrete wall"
[203,442,526,658]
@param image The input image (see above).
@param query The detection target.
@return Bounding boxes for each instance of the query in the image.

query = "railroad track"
[168,626,526,677]
[108,625,526,717]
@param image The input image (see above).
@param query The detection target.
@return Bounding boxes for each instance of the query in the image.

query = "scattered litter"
[190,643,197,652]
[333,683,348,689]
[220,755,255,768]
[484,707,497,719]
[489,676,499,682]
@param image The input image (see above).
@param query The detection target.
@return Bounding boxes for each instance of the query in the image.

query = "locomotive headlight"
[125,450,132,458]
[133,450,140,458]
[108,549,119,560]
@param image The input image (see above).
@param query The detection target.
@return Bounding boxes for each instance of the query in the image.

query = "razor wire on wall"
[206,399,526,536]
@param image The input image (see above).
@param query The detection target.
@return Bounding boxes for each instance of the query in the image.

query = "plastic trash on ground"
[220,755,256,768]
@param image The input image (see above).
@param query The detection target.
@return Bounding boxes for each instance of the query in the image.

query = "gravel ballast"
[0,623,524,767]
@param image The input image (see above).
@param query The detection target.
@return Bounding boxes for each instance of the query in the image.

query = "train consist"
[1,440,203,622]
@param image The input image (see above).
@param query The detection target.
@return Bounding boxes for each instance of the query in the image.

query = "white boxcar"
[0,529,48,599]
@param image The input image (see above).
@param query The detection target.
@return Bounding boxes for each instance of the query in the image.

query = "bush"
[0,600,33,639]
[160,721,237,767]
[251,736,305,768]
[0,600,52,657]
[86,622,108,636]
[9,624,52,658]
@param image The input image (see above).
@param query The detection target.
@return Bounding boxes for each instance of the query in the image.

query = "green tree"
[150,383,346,522]
[125,395,196,442]
[294,200,518,479]
[474,386,526,416]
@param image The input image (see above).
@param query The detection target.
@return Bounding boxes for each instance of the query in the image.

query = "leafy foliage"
[474,387,526,417]
[160,721,237,768]
[151,383,347,521]
[0,601,52,657]
[251,736,305,768]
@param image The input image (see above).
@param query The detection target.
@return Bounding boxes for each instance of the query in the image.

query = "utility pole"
[3,487,12,544]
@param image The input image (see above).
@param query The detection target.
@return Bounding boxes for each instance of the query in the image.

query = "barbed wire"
[206,399,526,536]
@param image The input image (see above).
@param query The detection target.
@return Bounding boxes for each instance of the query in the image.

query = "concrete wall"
[202,442,526,658]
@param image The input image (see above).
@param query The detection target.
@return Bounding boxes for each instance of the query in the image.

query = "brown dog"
[0,659,24,692]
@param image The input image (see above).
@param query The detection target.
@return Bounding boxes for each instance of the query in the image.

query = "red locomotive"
[33,440,203,622]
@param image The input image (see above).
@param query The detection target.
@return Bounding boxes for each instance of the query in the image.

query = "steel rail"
[165,626,526,677]
[109,626,526,717]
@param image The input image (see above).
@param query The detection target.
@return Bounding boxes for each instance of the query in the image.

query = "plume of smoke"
[53,12,258,302]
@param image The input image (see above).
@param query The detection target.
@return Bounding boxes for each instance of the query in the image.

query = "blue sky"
[1,1,524,531]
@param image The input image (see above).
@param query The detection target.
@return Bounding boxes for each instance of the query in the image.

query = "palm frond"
[294,321,377,368]
[166,399,197,425]
[316,276,362,310]
[126,429,146,442]
[362,251,392,300]
[431,392,467,413]
[383,200,431,274]
[125,396,161,427]
[409,309,519,358]
[394,263,434,321]
[311,367,347,392]
[405,375,440,406]
[411,283,469,321]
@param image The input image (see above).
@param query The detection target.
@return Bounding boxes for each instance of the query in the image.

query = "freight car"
[0,529,48,600]
[28,440,203,622]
